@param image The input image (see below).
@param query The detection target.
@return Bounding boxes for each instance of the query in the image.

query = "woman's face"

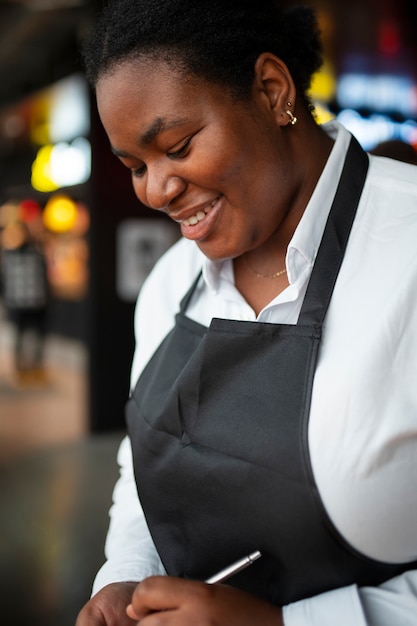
[96,57,297,261]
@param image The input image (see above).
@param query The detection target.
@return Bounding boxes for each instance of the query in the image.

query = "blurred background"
[0,0,416,624]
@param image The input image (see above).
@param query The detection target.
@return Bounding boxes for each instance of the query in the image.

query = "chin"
[196,240,238,263]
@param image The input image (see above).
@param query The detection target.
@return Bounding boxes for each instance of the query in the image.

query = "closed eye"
[167,136,192,160]
[130,134,194,178]
[132,164,146,178]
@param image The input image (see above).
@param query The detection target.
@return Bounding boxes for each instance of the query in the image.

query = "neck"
[278,113,334,248]
[233,114,334,315]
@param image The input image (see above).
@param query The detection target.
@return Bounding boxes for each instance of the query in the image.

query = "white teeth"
[183,204,213,227]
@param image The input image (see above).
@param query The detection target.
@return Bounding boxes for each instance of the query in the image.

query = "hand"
[75,581,138,626]
[126,576,284,625]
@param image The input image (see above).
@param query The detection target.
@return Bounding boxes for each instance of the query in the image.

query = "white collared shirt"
[93,122,417,626]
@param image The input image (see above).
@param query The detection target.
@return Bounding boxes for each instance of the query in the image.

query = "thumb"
[126,603,141,620]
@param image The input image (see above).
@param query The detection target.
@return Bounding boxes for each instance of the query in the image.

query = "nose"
[132,164,186,212]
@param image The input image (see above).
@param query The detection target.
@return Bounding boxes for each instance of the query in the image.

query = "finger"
[130,576,209,618]
[129,579,284,626]
[77,581,139,626]
[76,605,105,626]
[126,603,140,620]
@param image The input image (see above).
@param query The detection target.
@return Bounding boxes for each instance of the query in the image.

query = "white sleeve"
[359,571,417,626]
[91,241,197,597]
[282,570,417,626]
[92,436,166,596]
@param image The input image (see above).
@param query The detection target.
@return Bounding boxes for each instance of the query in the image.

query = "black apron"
[127,136,417,605]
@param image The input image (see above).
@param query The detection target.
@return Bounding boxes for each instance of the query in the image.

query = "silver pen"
[205,550,262,584]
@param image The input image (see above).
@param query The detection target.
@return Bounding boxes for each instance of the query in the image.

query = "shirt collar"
[202,121,352,292]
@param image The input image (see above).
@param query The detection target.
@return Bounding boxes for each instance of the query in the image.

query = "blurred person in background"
[77,1,417,625]
[370,139,417,165]
[1,213,49,383]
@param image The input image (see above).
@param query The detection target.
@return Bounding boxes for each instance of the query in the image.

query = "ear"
[253,52,297,126]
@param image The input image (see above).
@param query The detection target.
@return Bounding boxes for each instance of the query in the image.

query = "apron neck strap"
[179,270,203,314]
[298,135,369,326]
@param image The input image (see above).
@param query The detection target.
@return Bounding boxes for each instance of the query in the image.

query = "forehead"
[96,57,226,129]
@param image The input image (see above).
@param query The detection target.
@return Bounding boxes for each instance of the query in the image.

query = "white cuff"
[283,584,367,626]
[92,557,167,597]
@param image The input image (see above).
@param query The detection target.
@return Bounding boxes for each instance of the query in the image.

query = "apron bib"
[127,137,417,605]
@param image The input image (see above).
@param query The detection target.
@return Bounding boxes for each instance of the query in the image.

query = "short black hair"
[83,0,323,102]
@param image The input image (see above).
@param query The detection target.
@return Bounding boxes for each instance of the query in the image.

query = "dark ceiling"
[0,0,100,110]
[0,0,416,113]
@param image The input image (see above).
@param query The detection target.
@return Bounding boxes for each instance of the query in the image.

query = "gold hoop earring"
[286,109,297,125]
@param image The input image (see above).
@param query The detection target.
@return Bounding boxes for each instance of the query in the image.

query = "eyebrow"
[141,117,188,145]
[111,116,189,159]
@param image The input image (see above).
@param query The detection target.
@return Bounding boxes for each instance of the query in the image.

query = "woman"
[77,1,417,624]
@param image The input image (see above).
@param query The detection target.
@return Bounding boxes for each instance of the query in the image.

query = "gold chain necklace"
[242,253,287,279]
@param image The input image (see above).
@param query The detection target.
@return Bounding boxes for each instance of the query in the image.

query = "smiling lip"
[174,196,223,241]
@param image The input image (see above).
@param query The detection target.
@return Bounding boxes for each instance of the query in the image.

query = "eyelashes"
[131,135,193,178]
[167,136,193,159]
[132,164,146,177]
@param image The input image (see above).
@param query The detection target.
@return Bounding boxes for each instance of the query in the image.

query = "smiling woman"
[95,53,330,276]
[76,2,417,626]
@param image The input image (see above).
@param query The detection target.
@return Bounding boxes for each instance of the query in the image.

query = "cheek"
[217,158,246,189]
[212,125,274,194]
[198,137,251,192]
